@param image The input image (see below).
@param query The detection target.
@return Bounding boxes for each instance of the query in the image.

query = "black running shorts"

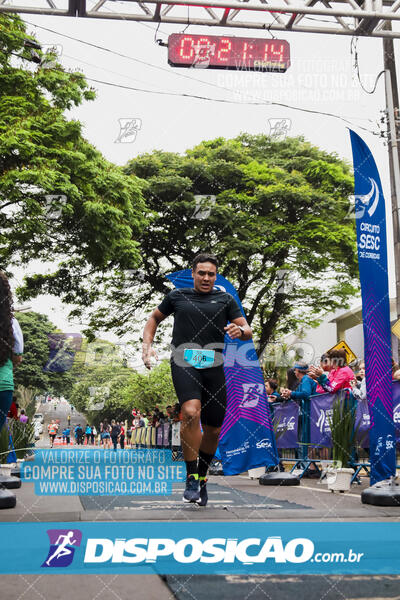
[170,361,227,427]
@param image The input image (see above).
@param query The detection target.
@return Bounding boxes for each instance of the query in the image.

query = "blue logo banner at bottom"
[1,522,400,574]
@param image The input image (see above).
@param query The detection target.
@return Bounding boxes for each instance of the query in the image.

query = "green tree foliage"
[13,311,75,403]
[85,135,358,350]
[0,14,146,312]
[69,360,176,425]
[120,360,177,411]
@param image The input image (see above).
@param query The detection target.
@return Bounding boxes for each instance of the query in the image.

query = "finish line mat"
[79,482,307,511]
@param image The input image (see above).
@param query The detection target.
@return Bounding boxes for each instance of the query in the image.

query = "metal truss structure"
[1,0,400,39]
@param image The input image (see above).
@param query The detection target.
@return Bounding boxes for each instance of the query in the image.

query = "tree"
[69,360,177,425]
[81,135,359,351]
[120,360,177,410]
[69,364,134,425]
[0,14,146,316]
[13,311,75,405]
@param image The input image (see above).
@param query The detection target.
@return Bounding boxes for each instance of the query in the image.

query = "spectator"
[308,349,354,393]
[91,425,96,445]
[101,420,111,448]
[280,361,318,475]
[393,357,400,381]
[85,423,92,445]
[286,368,300,392]
[7,398,19,420]
[280,361,317,404]
[392,358,399,377]
[352,361,367,401]
[110,419,121,451]
[172,403,182,422]
[74,423,83,445]
[119,422,125,449]
[19,409,28,424]
[265,378,280,405]
[0,271,24,434]
[62,427,71,445]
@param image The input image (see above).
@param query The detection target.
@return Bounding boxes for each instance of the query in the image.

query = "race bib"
[183,349,215,369]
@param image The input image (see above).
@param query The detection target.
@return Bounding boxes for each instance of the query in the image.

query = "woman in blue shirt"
[0,271,24,433]
[280,361,317,403]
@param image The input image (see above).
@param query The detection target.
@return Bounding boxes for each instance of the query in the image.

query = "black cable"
[85,75,377,133]
[351,36,385,95]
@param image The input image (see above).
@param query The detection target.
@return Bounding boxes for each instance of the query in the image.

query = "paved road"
[36,399,83,448]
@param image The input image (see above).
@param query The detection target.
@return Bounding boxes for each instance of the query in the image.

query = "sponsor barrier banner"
[272,401,299,449]
[309,393,334,447]
[355,398,371,448]
[171,422,181,446]
[166,270,278,474]
[1,522,400,574]
[156,426,163,446]
[349,130,395,484]
[394,382,400,444]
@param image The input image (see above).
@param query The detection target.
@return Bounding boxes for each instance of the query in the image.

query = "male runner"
[142,253,252,505]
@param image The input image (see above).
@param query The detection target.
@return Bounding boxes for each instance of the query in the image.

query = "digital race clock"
[168,33,290,72]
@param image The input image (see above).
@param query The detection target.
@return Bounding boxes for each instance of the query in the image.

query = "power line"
[351,36,385,95]
[26,19,377,133]
[84,75,377,133]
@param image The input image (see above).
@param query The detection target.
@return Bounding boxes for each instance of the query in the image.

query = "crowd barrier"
[271,381,400,481]
[130,421,179,449]
[127,384,400,482]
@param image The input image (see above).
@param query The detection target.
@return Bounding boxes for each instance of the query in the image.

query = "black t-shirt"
[158,288,242,351]
[111,424,121,437]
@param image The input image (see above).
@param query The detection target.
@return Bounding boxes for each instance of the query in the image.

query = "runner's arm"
[224,317,252,341]
[142,308,168,369]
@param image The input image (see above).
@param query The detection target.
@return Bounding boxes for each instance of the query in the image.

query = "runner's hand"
[224,324,243,339]
[142,345,158,370]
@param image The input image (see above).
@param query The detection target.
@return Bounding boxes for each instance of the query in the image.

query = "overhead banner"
[166,270,278,474]
[349,129,395,484]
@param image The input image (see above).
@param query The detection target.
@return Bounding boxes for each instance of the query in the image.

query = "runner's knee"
[181,402,201,424]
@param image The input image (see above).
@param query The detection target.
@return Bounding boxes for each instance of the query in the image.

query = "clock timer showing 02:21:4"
[168,33,291,72]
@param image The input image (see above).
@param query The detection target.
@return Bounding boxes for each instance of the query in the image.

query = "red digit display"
[217,38,232,63]
[168,34,290,72]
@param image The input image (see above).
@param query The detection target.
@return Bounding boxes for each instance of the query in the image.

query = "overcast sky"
[11,9,399,345]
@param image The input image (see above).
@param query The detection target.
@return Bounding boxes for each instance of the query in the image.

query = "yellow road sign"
[327,340,357,365]
[392,318,400,341]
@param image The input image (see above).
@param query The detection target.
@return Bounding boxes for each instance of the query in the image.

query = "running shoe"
[196,478,208,507]
[183,475,200,503]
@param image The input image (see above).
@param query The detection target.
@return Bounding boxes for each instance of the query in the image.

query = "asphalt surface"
[2,399,400,600]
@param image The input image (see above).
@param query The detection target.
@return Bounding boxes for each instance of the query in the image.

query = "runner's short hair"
[192,253,218,271]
